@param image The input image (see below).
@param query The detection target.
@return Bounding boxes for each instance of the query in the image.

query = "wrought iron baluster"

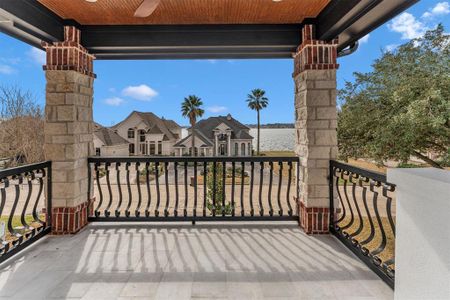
[335,168,347,224]
[135,162,142,217]
[384,184,396,268]
[20,172,34,229]
[164,162,170,217]
[0,178,7,250]
[240,162,245,216]
[125,162,132,217]
[154,162,161,217]
[203,162,207,217]
[360,178,376,248]
[32,170,44,224]
[193,161,198,217]
[340,171,355,231]
[8,175,23,242]
[231,161,235,217]
[371,181,388,263]
[174,162,179,217]
[184,162,188,217]
[249,161,254,216]
[258,162,264,216]
[267,161,274,216]
[277,161,283,216]
[221,161,226,216]
[286,161,293,216]
[349,173,364,237]
[145,162,152,217]
[212,162,217,216]
[115,162,123,217]
[105,162,112,217]
[94,163,103,217]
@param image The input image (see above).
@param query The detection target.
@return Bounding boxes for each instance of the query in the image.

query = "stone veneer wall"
[293,24,339,234]
[43,26,95,234]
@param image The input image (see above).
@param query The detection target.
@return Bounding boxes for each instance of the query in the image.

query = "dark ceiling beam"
[0,0,64,46]
[81,24,301,60]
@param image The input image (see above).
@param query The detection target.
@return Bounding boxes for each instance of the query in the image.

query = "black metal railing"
[88,156,299,222]
[329,160,396,288]
[0,161,52,264]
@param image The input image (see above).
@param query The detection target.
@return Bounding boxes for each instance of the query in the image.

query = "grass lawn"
[337,216,395,267]
[0,215,44,242]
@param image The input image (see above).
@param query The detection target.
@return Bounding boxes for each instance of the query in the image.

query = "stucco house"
[174,114,253,156]
[111,111,182,156]
[93,123,129,157]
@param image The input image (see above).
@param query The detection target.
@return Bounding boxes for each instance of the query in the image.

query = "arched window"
[241,143,246,156]
[127,128,135,139]
[234,143,239,156]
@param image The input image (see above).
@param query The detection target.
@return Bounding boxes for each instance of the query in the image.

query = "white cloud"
[207,59,217,64]
[388,12,426,40]
[207,105,227,113]
[0,65,15,75]
[122,84,158,101]
[359,34,370,44]
[27,47,46,65]
[105,97,125,106]
[432,1,450,14]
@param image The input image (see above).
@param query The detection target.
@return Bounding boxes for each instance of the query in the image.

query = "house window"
[157,141,162,155]
[139,130,146,142]
[128,128,135,139]
[241,143,246,156]
[235,143,239,156]
[150,142,156,155]
[140,144,146,155]
[129,143,135,155]
[95,148,101,156]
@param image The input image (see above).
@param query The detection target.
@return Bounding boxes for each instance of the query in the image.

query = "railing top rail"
[88,156,300,163]
[330,160,394,185]
[0,161,51,178]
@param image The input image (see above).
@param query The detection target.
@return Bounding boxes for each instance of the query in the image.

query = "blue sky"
[0,1,449,127]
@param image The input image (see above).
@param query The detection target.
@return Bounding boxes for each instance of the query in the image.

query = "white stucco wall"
[387,168,450,300]
[100,144,129,157]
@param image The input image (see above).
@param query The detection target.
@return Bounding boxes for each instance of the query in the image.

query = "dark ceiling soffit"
[0,0,64,44]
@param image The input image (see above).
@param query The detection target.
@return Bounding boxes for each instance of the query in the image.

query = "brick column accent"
[294,24,339,234]
[42,26,95,234]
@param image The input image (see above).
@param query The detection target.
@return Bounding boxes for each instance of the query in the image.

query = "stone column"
[293,24,339,234]
[227,134,231,157]
[42,26,96,234]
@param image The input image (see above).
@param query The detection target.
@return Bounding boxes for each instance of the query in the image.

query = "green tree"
[181,95,204,156]
[206,162,232,215]
[338,25,450,168]
[247,89,269,155]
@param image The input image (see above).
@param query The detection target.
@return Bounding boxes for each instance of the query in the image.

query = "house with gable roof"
[174,114,253,156]
[111,111,182,156]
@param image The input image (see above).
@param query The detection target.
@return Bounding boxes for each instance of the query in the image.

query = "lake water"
[182,128,295,152]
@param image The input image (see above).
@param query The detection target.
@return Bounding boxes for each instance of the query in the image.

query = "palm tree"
[246,89,269,156]
[181,95,204,156]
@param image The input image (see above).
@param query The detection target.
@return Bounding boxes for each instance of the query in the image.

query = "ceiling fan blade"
[134,0,161,18]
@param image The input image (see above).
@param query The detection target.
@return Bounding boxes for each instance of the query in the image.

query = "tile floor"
[0,222,393,299]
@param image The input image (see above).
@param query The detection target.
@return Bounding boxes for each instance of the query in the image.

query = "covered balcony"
[0,0,448,299]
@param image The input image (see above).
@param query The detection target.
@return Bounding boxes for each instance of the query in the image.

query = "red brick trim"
[42,26,96,78]
[298,199,330,234]
[51,198,94,234]
[293,24,339,76]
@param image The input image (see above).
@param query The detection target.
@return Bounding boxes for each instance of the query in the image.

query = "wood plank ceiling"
[37,0,330,25]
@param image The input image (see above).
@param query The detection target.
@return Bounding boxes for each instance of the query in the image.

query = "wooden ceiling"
[37,0,331,25]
